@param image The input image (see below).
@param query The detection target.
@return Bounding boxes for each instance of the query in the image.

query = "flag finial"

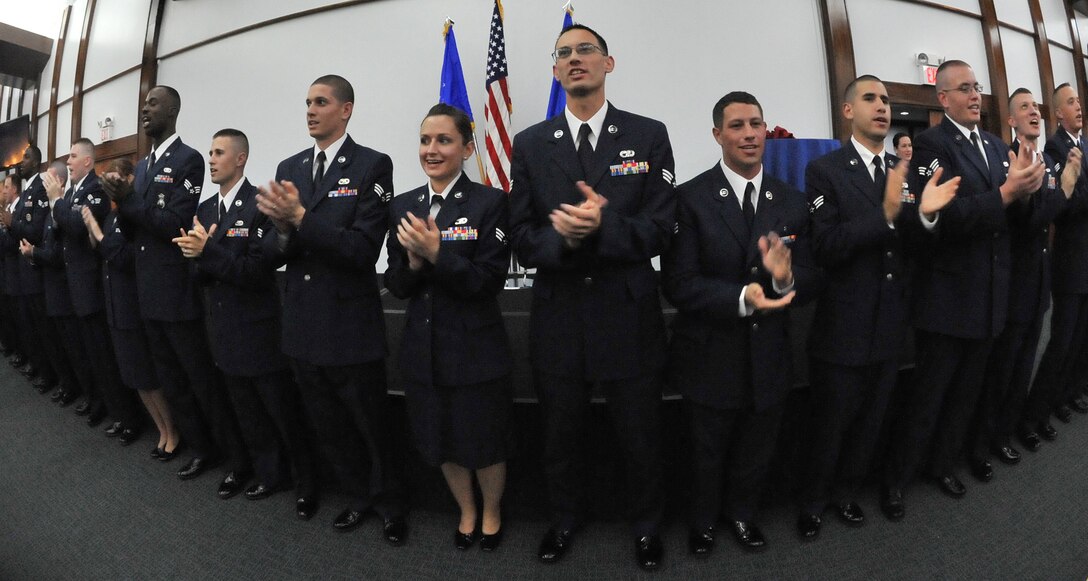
[443,17,455,37]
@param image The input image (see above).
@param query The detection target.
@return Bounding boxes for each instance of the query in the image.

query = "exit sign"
[921,65,939,85]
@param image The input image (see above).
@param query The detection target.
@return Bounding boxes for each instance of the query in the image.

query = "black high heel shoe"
[480,528,503,552]
[454,529,478,550]
[158,441,183,462]
[150,446,163,459]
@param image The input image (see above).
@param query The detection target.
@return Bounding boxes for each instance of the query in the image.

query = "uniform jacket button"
[303,274,311,281]
[583,277,593,286]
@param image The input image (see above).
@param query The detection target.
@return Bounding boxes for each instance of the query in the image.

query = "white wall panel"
[849,0,990,90]
[157,0,348,56]
[36,116,49,150]
[83,0,149,88]
[80,70,141,145]
[1002,29,1042,98]
[932,0,981,15]
[56,0,88,103]
[1051,47,1077,90]
[156,0,829,199]
[55,102,72,158]
[995,0,1034,30]
[1039,0,1072,48]
[39,42,55,121]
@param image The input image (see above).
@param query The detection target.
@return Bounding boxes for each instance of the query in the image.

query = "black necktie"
[873,156,886,192]
[970,132,987,165]
[313,151,327,190]
[742,181,755,228]
[64,186,74,200]
[430,194,443,219]
[577,123,594,179]
[148,150,156,171]
[219,200,227,221]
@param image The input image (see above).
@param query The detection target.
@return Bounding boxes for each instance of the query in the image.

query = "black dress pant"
[534,371,663,537]
[687,400,783,527]
[802,358,898,515]
[1024,293,1088,423]
[46,313,89,401]
[292,358,402,516]
[886,330,992,487]
[973,315,1044,456]
[78,312,141,426]
[225,369,316,497]
[0,297,21,354]
[144,318,247,472]
[16,294,56,383]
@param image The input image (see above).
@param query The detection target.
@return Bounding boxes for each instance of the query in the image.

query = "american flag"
[483,0,513,192]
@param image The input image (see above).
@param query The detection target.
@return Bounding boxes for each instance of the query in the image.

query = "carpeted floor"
[1,358,1086,581]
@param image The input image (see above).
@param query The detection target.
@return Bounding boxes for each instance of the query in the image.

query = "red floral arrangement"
[765,125,795,139]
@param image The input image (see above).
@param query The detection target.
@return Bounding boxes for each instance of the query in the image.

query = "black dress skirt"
[405,375,512,469]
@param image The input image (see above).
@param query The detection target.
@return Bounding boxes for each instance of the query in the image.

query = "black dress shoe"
[177,456,219,480]
[538,528,574,563]
[1038,421,1058,441]
[52,390,68,403]
[937,474,967,497]
[688,527,714,556]
[1017,426,1042,451]
[994,445,1021,465]
[880,486,905,521]
[217,472,248,499]
[72,398,89,413]
[969,459,993,482]
[730,521,766,552]
[244,483,277,501]
[32,377,54,391]
[837,502,865,526]
[10,355,26,367]
[19,364,37,377]
[333,508,364,532]
[104,422,123,437]
[1055,405,1073,423]
[296,497,318,520]
[382,516,407,546]
[797,514,821,540]
[635,535,663,571]
[1069,396,1088,413]
[150,447,163,459]
[158,443,183,462]
[59,391,78,408]
[86,408,106,427]
[480,528,503,552]
[118,428,141,446]
[454,529,477,550]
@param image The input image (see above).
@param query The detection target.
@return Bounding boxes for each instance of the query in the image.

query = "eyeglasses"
[941,83,985,96]
[551,43,605,62]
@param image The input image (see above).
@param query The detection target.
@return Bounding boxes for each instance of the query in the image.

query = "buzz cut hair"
[844,74,884,103]
[311,74,355,104]
[212,128,250,155]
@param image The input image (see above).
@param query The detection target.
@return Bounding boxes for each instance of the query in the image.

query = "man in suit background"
[257,75,405,543]
[882,60,1044,518]
[1023,82,1088,437]
[972,89,1080,463]
[800,75,958,537]
[175,128,317,519]
[508,24,675,570]
[101,86,249,496]
[663,90,817,555]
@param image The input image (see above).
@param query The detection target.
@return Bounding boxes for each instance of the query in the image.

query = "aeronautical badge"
[719,188,729,198]
[607,125,618,134]
[455,217,468,225]
[163,167,172,174]
[234,219,244,226]
[620,150,635,158]
[374,183,391,203]
[337,156,346,163]
[338,178,350,185]
[554,130,564,139]
[156,193,166,208]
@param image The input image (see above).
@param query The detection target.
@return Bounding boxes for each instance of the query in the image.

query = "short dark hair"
[424,103,474,145]
[1009,87,1033,108]
[72,137,95,160]
[24,145,41,164]
[311,74,354,104]
[1054,82,1072,100]
[892,132,910,148]
[212,128,250,154]
[557,23,608,55]
[844,74,883,102]
[110,157,135,179]
[152,85,182,111]
[713,91,763,129]
[935,60,970,91]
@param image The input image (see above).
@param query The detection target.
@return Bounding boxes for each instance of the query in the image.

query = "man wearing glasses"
[881,60,1045,519]
[508,24,675,571]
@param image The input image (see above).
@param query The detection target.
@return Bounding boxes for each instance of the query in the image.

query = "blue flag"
[440,20,474,121]
[545,7,574,120]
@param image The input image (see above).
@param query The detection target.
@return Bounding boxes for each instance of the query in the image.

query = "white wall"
[995,0,1034,30]
[1051,47,1077,89]
[1003,29,1043,98]
[55,0,87,103]
[55,102,72,153]
[80,70,141,145]
[848,0,990,90]
[1039,0,1072,48]
[152,0,830,194]
[82,0,148,88]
